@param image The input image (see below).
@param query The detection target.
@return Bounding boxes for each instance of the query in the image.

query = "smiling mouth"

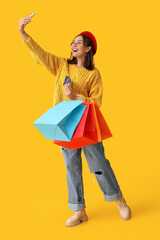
[73,49,79,52]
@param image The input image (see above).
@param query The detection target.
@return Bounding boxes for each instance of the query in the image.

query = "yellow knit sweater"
[23,35,103,108]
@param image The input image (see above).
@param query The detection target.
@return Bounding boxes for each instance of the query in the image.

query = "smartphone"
[23,13,35,27]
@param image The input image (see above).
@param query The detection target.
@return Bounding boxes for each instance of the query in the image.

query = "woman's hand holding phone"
[19,13,35,41]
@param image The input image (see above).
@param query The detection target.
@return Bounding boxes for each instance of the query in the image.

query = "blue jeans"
[60,141,122,211]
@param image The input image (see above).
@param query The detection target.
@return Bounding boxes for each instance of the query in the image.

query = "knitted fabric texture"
[23,35,103,108]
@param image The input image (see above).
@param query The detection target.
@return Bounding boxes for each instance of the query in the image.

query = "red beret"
[79,31,97,55]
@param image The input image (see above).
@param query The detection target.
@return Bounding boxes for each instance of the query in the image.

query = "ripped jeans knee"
[94,170,103,175]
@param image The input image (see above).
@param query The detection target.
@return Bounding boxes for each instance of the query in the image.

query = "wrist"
[75,94,85,101]
[72,92,78,100]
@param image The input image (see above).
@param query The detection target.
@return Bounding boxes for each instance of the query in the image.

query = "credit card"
[63,76,72,87]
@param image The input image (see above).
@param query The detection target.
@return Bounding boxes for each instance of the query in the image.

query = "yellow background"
[1,0,160,239]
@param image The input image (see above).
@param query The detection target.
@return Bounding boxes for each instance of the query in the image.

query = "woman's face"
[71,35,91,58]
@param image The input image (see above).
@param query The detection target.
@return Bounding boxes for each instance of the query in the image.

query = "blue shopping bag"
[33,100,86,141]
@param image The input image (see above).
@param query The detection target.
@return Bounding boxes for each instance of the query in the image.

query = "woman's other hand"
[19,16,32,41]
[64,84,77,100]
[19,16,32,33]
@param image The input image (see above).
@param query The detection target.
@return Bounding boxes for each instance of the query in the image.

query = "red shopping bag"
[93,101,113,142]
[54,101,112,149]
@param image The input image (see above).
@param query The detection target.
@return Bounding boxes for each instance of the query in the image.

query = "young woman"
[19,16,131,227]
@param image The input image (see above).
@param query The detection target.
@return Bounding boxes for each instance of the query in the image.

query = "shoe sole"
[65,215,88,227]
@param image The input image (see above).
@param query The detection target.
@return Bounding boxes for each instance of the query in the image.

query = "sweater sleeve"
[23,35,66,76]
[76,70,103,108]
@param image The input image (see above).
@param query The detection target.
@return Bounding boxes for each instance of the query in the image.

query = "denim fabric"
[60,141,122,211]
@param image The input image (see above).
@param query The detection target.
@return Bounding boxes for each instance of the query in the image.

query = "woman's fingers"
[23,19,31,24]
[25,16,31,18]
[19,16,32,32]
[64,86,70,93]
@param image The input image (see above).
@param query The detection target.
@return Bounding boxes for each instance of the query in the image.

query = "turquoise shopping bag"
[33,100,86,141]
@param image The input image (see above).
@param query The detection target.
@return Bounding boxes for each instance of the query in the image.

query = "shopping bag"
[54,102,97,149]
[33,100,87,141]
[54,101,112,149]
[93,101,113,142]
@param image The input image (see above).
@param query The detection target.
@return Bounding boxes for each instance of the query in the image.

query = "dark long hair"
[67,34,95,70]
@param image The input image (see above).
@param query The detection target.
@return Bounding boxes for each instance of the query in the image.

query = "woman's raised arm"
[19,16,66,76]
